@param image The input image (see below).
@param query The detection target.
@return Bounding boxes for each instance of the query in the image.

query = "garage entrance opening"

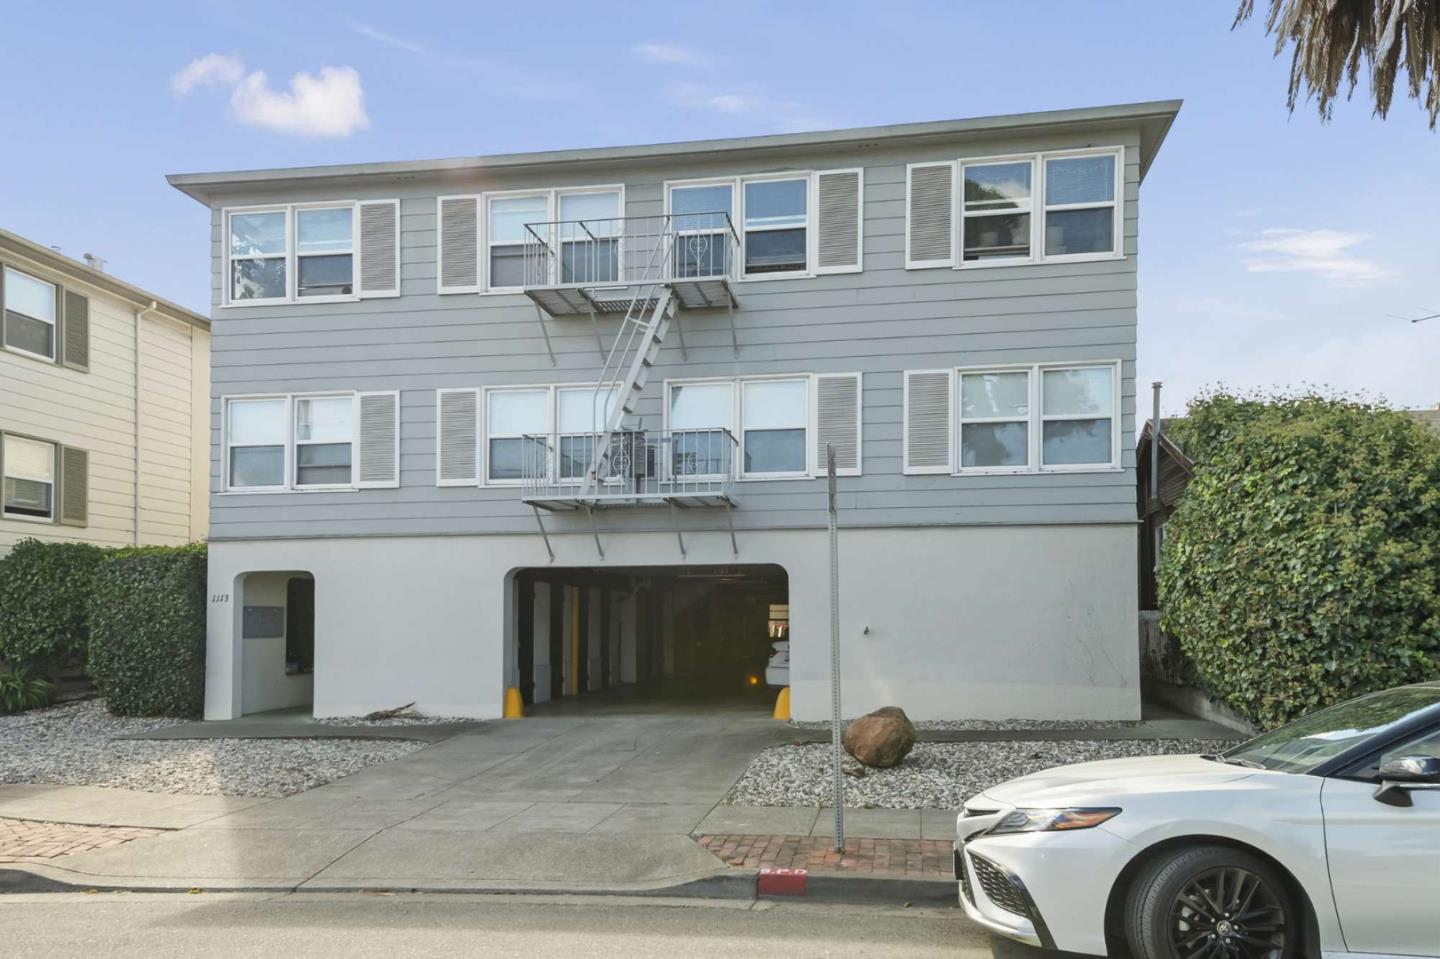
[511,564,788,713]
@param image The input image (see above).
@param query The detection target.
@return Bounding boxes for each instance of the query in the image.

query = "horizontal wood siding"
[0,250,208,551]
[205,124,1143,541]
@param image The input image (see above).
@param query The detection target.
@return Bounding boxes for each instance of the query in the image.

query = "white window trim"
[953,146,1125,271]
[951,360,1123,475]
[222,202,362,307]
[2,265,59,363]
[478,382,620,486]
[220,392,369,493]
[665,172,828,282]
[293,394,359,491]
[1,432,57,523]
[480,185,626,294]
[663,374,814,482]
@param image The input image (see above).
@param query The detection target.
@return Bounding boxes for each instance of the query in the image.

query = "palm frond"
[1236,0,1440,128]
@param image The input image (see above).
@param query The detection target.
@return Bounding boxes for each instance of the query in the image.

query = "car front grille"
[970,852,1031,918]
[957,848,973,905]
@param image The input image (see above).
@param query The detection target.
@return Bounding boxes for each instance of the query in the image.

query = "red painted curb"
[757,868,808,896]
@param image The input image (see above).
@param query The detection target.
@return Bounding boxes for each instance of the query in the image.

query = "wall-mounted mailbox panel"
[242,606,285,639]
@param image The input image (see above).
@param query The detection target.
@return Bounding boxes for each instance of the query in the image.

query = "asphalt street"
[0,891,1046,958]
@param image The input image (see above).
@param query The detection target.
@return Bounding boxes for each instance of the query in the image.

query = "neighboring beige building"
[0,227,209,552]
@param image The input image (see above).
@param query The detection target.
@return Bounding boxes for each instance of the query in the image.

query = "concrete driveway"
[4,707,800,893]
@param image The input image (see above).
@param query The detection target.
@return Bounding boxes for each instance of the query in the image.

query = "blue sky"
[1,1,1436,413]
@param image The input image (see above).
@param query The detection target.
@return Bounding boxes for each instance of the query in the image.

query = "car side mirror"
[1373,755,1440,807]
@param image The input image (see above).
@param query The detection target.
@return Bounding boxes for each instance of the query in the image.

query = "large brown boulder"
[842,706,916,768]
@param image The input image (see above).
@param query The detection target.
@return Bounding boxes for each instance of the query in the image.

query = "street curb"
[0,865,953,906]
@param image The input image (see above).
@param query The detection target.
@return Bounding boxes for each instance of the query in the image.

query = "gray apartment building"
[169,100,1180,721]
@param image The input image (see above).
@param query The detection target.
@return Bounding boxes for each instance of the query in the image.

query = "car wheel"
[1124,844,1297,959]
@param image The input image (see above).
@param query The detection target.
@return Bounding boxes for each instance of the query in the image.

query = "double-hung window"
[1043,153,1118,258]
[224,392,396,492]
[228,205,359,302]
[226,398,289,490]
[294,396,354,487]
[295,207,355,297]
[742,178,808,276]
[556,386,618,481]
[741,378,808,476]
[959,369,1031,469]
[668,381,734,477]
[484,385,618,483]
[487,195,548,290]
[229,210,289,302]
[961,160,1034,263]
[2,434,56,520]
[669,183,734,278]
[1040,366,1116,467]
[556,191,620,284]
[3,266,58,360]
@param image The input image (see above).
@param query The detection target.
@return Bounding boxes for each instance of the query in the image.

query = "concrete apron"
[1,710,958,903]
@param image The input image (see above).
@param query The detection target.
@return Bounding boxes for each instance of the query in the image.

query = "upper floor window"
[909,147,1121,271]
[742,178,808,277]
[666,376,812,479]
[485,188,622,291]
[224,201,400,305]
[3,266,57,361]
[482,384,618,483]
[670,183,734,278]
[223,391,399,492]
[2,433,55,520]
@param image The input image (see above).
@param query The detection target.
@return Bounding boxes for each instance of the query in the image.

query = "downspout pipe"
[134,301,159,546]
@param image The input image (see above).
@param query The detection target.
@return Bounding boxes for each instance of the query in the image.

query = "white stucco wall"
[205,523,1139,721]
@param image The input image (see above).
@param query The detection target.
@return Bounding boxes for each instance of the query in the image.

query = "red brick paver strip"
[0,817,165,864]
[697,834,953,879]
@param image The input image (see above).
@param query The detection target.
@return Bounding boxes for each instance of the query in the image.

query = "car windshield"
[1220,685,1440,774]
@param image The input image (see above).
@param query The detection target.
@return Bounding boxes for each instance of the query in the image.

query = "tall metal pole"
[827,444,845,853]
[1151,382,1163,578]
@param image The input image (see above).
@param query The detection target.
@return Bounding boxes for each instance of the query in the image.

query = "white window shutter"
[906,163,956,268]
[436,388,479,486]
[814,169,863,274]
[903,370,953,474]
[357,200,401,298]
[355,391,400,488]
[437,196,480,293]
[812,373,862,476]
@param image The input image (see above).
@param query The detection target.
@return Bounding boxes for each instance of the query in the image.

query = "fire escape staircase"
[516,213,743,560]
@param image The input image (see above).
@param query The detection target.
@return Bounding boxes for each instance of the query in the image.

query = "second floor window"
[484,385,619,483]
[228,205,357,302]
[488,195,548,290]
[962,161,1033,263]
[2,434,55,520]
[294,396,354,486]
[3,266,57,360]
[670,183,734,278]
[295,208,354,297]
[743,178,807,276]
[227,398,288,489]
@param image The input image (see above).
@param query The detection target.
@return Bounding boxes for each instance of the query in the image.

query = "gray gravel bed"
[0,700,424,797]
[725,738,1239,810]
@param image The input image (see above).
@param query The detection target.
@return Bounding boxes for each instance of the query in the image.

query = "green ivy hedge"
[0,539,107,674]
[87,544,208,717]
[1159,391,1440,728]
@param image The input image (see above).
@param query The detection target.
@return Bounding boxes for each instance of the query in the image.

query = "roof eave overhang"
[167,99,1183,204]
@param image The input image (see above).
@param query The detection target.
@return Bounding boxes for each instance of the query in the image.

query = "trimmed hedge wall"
[0,539,107,674]
[87,544,208,717]
[1160,391,1440,728]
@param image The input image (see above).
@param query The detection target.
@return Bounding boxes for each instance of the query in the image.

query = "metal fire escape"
[516,212,742,558]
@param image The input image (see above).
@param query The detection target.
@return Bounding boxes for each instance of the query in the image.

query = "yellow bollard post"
[772,686,791,721]
[503,687,525,719]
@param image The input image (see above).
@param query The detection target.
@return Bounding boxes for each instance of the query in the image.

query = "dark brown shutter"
[58,445,88,527]
[61,289,90,371]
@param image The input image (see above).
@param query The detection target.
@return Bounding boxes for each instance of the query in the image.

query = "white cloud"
[230,67,369,138]
[173,54,369,138]
[345,17,426,54]
[171,53,245,95]
[665,81,828,133]
[633,43,707,66]
[1239,228,1390,284]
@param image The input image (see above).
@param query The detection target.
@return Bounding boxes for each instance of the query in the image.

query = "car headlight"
[987,807,1121,834]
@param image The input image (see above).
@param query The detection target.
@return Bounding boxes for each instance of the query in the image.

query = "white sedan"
[954,682,1440,959]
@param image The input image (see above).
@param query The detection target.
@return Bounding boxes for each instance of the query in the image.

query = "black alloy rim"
[1168,866,1286,959]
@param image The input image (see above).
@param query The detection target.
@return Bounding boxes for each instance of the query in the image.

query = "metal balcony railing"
[519,427,737,507]
[521,213,740,290]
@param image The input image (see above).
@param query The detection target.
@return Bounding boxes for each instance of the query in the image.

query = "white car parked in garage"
[955,682,1440,958]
